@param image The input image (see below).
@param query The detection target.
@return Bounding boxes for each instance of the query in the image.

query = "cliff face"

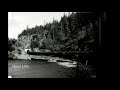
[17,33,47,51]
[17,35,31,49]
[8,35,32,59]
[12,34,47,59]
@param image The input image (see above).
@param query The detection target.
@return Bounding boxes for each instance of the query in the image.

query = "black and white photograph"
[8,12,104,79]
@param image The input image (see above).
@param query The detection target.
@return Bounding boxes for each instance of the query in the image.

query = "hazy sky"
[8,12,71,39]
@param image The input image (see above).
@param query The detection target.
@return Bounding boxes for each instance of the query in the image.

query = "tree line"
[18,12,99,53]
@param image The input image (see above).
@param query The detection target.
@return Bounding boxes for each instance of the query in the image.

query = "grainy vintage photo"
[8,12,103,78]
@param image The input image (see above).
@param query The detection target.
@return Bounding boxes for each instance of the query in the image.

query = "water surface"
[8,59,76,78]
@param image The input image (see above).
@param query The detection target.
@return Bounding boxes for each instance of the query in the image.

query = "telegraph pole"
[44,19,46,26]
[53,17,55,41]
[68,12,70,16]
[12,12,14,33]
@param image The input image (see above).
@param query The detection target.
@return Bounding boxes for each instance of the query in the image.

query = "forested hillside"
[18,12,99,53]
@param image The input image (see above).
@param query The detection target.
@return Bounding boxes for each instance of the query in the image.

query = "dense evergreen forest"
[18,12,99,52]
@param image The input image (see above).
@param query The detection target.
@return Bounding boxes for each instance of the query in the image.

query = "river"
[8,59,77,78]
